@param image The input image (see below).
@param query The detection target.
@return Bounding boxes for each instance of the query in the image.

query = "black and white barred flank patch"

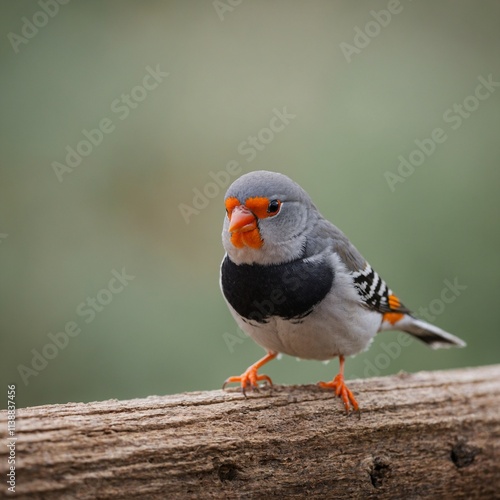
[351,264,409,314]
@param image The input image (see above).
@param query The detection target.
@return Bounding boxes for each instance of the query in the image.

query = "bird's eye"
[267,199,281,215]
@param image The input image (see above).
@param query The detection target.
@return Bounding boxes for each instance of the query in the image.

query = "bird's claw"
[223,370,273,396]
[318,373,360,414]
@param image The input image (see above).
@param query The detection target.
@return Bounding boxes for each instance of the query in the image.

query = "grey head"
[222,170,319,265]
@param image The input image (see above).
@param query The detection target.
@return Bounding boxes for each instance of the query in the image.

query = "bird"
[219,170,465,412]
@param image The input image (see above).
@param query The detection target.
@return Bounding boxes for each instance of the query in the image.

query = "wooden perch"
[1,365,499,499]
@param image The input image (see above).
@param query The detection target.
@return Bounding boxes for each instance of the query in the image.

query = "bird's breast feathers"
[220,252,381,359]
[220,253,334,322]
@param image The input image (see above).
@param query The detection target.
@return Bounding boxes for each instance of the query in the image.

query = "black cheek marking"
[221,256,334,322]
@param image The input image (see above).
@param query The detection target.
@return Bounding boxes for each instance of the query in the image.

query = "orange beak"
[229,205,257,233]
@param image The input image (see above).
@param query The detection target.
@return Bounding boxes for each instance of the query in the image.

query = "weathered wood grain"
[1,365,499,499]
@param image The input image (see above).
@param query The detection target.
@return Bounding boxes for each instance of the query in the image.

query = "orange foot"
[318,356,360,413]
[222,352,277,396]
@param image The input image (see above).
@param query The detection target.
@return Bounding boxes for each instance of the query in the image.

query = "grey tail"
[403,317,466,349]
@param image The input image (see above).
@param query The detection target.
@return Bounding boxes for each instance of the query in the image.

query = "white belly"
[227,265,382,360]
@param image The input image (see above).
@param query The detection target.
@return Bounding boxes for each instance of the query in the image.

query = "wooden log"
[1,365,499,499]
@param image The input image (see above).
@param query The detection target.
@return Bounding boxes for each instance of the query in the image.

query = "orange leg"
[223,352,277,396]
[318,356,359,413]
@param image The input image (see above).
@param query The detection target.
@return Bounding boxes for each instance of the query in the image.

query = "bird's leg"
[318,355,359,413]
[222,351,277,396]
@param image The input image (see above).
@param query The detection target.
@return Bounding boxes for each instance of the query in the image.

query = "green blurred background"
[1,0,499,409]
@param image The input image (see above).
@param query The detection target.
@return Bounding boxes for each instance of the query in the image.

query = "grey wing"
[307,217,411,315]
[305,216,365,271]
